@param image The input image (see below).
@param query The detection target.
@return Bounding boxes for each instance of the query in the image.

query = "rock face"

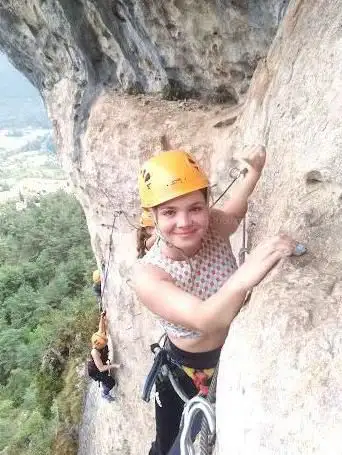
[0,0,284,177]
[2,0,342,454]
[0,2,284,454]
[0,0,283,95]
[215,1,342,453]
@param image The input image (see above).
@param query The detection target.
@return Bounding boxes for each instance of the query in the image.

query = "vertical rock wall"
[215,1,342,453]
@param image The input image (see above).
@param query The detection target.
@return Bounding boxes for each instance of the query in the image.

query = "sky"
[0,53,49,128]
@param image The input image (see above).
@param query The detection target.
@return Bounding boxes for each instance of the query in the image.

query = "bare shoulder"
[91,348,100,360]
[132,260,203,331]
[133,262,172,290]
[210,208,239,238]
[132,261,183,319]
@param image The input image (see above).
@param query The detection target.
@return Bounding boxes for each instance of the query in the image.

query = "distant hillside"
[0,54,66,203]
[0,53,49,128]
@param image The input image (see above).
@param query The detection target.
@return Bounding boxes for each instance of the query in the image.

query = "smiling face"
[155,189,209,253]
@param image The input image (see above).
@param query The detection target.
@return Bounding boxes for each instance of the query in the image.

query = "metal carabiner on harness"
[180,396,216,455]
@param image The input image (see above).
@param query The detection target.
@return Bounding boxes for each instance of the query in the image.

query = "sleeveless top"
[139,226,237,338]
[87,345,109,377]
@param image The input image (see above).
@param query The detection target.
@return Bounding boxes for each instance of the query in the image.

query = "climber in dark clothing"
[87,312,121,402]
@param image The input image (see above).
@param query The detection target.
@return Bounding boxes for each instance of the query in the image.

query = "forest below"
[0,191,98,455]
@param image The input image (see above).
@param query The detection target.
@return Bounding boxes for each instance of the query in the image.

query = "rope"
[120,209,141,230]
[238,216,248,266]
[199,362,219,455]
[100,188,140,230]
[166,366,190,403]
[210,166,247,208]
[100,213,117,311]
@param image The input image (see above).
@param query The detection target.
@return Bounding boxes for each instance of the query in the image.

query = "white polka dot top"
[140,226,238,338]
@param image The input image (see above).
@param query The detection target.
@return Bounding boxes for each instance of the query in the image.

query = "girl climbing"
[87,311,121,402]
[133,147,302,454]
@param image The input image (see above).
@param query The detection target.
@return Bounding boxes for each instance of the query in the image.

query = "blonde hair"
[91,331,108,350]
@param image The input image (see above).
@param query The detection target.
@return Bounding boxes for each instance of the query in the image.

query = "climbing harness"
[142,342,217,405]
[142,336,222,455]
[142,339,191,405]
[88,344,109,380]
[176,361,219,455]
[182,367,214,396]
[198,363,219,455]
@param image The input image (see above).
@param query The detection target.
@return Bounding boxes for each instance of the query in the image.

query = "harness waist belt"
[166,339,222,369]
[142,339,222,402]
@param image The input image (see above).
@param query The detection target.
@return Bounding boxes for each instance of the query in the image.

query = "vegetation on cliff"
[0,191,98,455]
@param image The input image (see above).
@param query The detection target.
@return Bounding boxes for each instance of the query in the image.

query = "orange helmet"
[91,332,108,349]
[138,150,209,208]
[140,209,154,227]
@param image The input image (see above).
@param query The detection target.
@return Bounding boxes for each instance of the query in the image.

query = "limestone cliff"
[2,0,341,454]
[215,1,342,453]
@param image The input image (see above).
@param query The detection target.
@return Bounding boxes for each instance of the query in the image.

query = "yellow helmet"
[92,269,101,284]
[140,209,154,227]
[138,150,209,208]
[91,331,108,349]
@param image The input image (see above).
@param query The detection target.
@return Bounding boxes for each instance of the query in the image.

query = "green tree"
[0,191,98,455]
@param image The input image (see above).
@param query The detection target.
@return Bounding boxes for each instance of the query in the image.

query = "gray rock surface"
[0,0,283,97]
[215,1,342,453]
[0,0,284,196]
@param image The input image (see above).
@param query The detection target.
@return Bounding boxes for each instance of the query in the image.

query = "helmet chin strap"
[151,208,195,287]
[154,223,174,250]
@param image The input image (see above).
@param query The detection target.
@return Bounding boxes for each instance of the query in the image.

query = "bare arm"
[98,312,107,334]
[133,234,298,333]
[134,264,247,333]
[212,146,266,237]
